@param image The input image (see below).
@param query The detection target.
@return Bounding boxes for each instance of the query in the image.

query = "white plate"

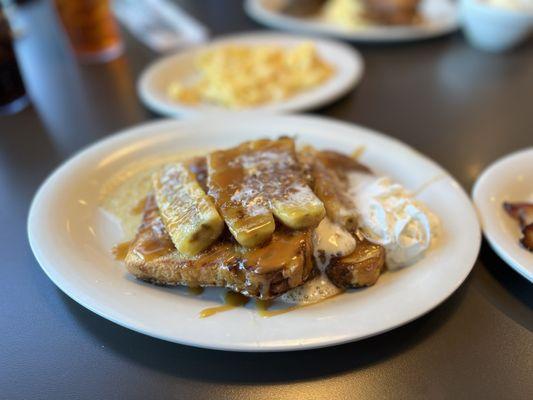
[246,0,459,42]
[472,148,533,282]
[28,115,480,352]
[137,32,363,117]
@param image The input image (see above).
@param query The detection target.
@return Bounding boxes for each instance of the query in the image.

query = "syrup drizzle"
[131,197,148,215]
[199,292,250,318]
[198,291,340,318]
[188,287,204,295]
[256,293,341,317]
[112,241,132,261]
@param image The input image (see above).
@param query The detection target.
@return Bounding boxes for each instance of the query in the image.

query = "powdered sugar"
[230,147,318,212]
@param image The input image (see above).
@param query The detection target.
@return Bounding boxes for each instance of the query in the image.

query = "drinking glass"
[54,0,123,63]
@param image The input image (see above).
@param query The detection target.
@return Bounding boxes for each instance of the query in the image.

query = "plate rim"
[28,115,481,352]
[472,147,533,282]
[137,30,364,117]
[244,0,460,43]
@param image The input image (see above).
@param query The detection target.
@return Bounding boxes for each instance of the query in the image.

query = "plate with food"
[28,114,480,351]
[245,0,459,42]
[137,32,363,116]
[472,148,533,282]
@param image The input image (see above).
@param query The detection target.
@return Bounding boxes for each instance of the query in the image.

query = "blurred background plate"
[246,0,459,42]
[137,31,364,116]
[472,148,533,282]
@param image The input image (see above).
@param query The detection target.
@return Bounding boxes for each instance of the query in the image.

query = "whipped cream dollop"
[313,217,356,271]
[349,174,439,270]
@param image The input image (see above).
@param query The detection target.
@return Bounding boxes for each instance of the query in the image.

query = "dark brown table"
[1,1,532,399]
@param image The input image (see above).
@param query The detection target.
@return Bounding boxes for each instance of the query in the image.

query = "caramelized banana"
[153,163,224,256]
[302,148,371,230]
[207,138,325,246]
[305,149,358,229]
[267,138,326,229]
[271,197,325,229]
[266,138,325,229]
[207,144,275,247]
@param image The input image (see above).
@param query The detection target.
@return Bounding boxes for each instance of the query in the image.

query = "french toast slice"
[125,195,315,299]
[326,236,385,288]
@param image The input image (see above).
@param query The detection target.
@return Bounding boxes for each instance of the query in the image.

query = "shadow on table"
[60,274,470,384]
[474,240,533,331]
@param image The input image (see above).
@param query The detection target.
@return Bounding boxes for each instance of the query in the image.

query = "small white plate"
[472,148,533,282]
[138,31,363,117]
[28,114,480,352]
[246,0,459,42]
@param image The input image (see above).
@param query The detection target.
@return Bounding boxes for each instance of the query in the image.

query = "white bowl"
[460,0,533,52]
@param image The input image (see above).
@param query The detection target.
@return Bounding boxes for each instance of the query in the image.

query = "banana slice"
[270,197,324,229]
[263,138,325,229]
[302,147,359,229]
[153,163,224,257]
[207,144,275,248]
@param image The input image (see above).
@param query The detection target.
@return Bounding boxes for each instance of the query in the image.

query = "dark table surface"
[1,1,532,399]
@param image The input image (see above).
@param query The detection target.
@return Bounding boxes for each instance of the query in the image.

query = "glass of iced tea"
[54,0,123,63]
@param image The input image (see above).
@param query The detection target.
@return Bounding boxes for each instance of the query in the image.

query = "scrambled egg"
[168,42,334,108]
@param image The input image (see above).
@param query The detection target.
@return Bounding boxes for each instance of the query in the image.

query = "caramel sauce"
[198,290,339,319]
[115,237,174,262]
[258,303,303,317]
[199,291,250,318]
[131,197,147,215]
[242,230,307,274]
[188,157,208,191]
[188,286,204,295]
[112,241,132,261]
[130,195,177,262]
[133,238,175,262]
[257,293,341,317]
[351,146,366,160]
[255,299,273,315]
[208,142,274,245]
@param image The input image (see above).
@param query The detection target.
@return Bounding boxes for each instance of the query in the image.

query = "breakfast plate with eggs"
[137,32,363,117]
[246,0,459,42]
[28,114,480,351]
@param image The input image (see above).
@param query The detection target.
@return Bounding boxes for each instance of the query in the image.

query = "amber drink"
[54,0,123,63]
